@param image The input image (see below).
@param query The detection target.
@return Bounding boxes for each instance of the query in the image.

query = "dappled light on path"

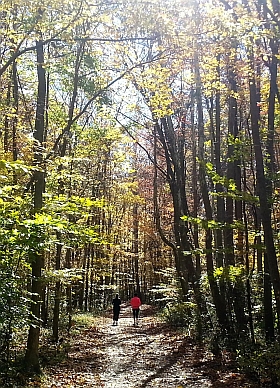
[42,305,256,388]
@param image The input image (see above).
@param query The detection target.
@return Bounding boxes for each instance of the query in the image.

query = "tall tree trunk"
[264,253,274,341]
[194,53,229,331]
[52,242,62,342]
[263,37,278,340]
[191,89,200,275]
[12,61,18,163]
[52,41,85,338]
[4,72,11,153]
[243,163,255,342]
[249,53,280,323]
[84,245,90,312]
[79,253,86,310]
[66,248,73,333]
[225,56,247,335]
[133,202,140,295]
[225,65,237,266]
[25,40,46,372]
[214,66,225,268]
[154,119,193,297]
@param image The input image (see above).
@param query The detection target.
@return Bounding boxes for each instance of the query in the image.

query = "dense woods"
[1,0,280,385]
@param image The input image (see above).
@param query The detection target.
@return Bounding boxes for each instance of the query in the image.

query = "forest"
[0,0,280,386]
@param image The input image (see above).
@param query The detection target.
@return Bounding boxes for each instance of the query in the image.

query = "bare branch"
[45,54,167,159]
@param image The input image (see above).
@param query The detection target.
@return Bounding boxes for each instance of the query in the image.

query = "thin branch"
[72,36,158,42]
[0,0,84,77]
[115,116,167,179]
[0,37,157,78]
[45,55,166,160]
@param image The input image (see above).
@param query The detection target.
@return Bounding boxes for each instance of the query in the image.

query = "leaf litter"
[39,305,257,388]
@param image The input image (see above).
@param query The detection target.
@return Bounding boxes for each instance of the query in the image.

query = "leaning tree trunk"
[25,40,46,372]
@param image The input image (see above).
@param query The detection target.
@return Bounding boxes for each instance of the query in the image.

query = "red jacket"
[130,296,141,309]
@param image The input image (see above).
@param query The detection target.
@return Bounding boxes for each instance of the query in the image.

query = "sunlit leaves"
[43,268,83,284]
[132,64,174,118]
[213,264,245,284]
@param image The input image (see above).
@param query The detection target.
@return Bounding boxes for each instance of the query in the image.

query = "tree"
[25,39,46,372]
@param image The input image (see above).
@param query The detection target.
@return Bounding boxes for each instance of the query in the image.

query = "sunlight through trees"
[0,0,280,384]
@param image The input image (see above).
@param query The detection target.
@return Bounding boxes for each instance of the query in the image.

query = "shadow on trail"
[136,336,194,388]
[38,306,258,388]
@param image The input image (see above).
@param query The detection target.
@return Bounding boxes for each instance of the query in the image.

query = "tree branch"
[45,54,168,160]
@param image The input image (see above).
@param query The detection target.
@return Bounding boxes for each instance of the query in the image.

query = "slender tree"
[25,39,46,372]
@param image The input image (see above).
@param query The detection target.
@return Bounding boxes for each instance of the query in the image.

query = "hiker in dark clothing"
[112,294,121,325]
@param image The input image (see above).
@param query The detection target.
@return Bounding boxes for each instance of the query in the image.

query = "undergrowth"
[0,311,98,387]
[160,300,280,388]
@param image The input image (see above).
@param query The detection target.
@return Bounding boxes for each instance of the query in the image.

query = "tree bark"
[264,253,274,341]
[249,56,280,322]
[25,39,46,372]
[195,53,229,331]
[214,73,225,269]
[225,65,237,266]
[12,61,18,163]
[52,242,62,342]
[190,89,201,275]
[154,118,193,297]
[263,36,278,339]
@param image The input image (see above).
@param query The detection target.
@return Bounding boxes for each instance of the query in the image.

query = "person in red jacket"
[130,293,141,326]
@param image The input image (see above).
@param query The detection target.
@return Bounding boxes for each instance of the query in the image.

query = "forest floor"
[25,305,258,388]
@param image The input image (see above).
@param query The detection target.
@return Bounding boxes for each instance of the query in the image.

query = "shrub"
[237,342,280,387]
[161,301,197,331]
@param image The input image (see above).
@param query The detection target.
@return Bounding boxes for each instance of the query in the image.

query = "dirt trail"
[42,305,256,388]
